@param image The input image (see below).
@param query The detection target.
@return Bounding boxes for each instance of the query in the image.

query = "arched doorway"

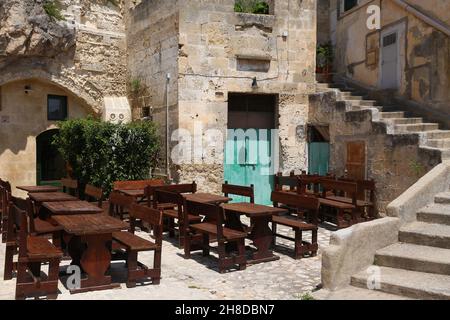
[36,129,66,186]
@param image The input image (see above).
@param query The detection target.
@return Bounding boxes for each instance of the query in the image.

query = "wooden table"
[17,185,61,193]
[222,203,287,264]
[29,192,78,203]
[52,214,128,294]
[118,189,145,198]
[42,200,104,216]
[184,193,232,205]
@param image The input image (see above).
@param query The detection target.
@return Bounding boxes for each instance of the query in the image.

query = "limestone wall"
[175,0,317,192]
[0,79,91,195]
[309,91,442,215]
[317,0,330,45]
[329,0,450,128]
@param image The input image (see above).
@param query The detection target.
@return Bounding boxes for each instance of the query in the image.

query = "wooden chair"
[11,203,63,300]
[108,191,135,221]
[222,181,254,203]
[84,184,108,212]
[61,178,78,197]
[1,180,11,243]
[320,179,359,227]
[271,191,319,259]
[152,190,201,247]
[183,200,247,273]
[112,204,163,288]
[4,193,24,280]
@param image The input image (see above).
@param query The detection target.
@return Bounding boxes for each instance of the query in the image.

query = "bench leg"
[184,234,192,259]
[294,229,303,260]
[271,222,277,246]
[168,218,175,238]
[202,234,210,257]
[4,244,15,280]
[237,238,246,271]
[311,229,318,257]
[217,242,227,274]
[126,251,138,288]
[153,249,162,285]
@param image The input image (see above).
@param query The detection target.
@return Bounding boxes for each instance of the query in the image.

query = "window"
[341,0,358,12]
[47,95,67,121]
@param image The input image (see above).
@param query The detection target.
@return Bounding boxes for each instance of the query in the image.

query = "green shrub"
[317,42,333,68]
[43,0,65,21]
[53,117,160,196]
[234,0,270,14]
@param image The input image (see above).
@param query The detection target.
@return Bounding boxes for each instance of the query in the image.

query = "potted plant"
[316,42,333,82]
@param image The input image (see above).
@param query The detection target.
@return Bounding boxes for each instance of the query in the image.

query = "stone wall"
[175,0,317,193]
[329,0,450,128]
[309,91,442,214]
[317,0,330,45]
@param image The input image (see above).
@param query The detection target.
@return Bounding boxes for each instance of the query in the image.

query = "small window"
[383,33,397,47]
[342,0,358,12]
[47,95,68,121]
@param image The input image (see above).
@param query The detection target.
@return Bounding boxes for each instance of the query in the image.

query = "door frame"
[378,22,405,90]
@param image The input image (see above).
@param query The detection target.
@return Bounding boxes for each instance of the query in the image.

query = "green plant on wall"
[43,0,66,21]
[53,117,160,196]
[105,0,119,6]
[317,42,333,69]
[409,160,425,178]
[234,0,270,14]
[130,78,142,94]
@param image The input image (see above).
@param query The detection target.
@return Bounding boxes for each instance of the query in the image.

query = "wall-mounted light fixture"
[251,77,258,89]
[24,85,33,94]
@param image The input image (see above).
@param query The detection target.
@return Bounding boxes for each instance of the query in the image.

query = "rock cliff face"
[0,0,76,68]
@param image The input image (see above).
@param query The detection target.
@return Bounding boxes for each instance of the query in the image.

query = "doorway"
[308,125,330,175]
[345,141,366,180]
[36,129,66,186]
[380,30,399,89]
[225,94,277,205]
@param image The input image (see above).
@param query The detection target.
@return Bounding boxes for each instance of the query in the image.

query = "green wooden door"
[308,142,330,176]
[224,129,274,205]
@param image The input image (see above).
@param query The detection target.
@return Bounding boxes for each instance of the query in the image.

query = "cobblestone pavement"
[0,220,331,300]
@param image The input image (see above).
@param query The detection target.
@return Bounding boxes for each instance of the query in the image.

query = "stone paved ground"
[0,221,331,300]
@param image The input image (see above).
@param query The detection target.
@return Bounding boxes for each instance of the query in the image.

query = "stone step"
[395,123,440,133]
[426,139,450,149]
[351,266,450,300]
[375,243,450,275]
[341,95,364,101]
[312,286,411,300]
[417,203,450,226]
[399,221,450,249]
[435,192,450,204]
[380,112,405,119]
[424,130,450,139]
[387,118,423,125]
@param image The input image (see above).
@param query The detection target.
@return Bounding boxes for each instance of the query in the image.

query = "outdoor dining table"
[42,200,104,216]
[17,185,61,193]
[221,203,287,264]
[29,192,78,203]
[52,214,129,294]
[183,193,232,205]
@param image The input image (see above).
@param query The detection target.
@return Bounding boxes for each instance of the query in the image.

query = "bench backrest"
[84,184,103,208]
[271,191,320,211]
[339,178,376,202]
[321,179,358,204]
[153,189,184,217]
[113,179,165,191]
[108,191,135,217]
[184,200,225,241]
[222,181,254,203]
[61,178,78,196]
[129,204,163,245]
[145,182,197,206]
[274,172,300,193]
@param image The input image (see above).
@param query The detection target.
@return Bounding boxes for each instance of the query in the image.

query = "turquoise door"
[308,142,330,175]
[224,129,274,205]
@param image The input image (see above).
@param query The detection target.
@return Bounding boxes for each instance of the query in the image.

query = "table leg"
[224,212,246,253]
[69,233,120,294]
[247,216,279,264]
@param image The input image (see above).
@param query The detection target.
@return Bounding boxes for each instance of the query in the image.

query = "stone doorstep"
[375,243,450,275]
[351,266,450,300]
[395,123,440,133]
[379,111,405,119]
[417,203,450,226]
[423,130,450,139]
[312,286,411,300]
[435,192,450,204]
[399,221,450,249]
[427,139,450,149]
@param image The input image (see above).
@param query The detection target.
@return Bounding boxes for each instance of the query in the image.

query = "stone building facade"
[126,0,317,195]
[326,0,450,128]
[0,0,127,194]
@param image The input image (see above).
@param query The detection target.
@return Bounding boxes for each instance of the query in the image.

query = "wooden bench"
[84,184,110,213]
[113,179,165,191]
[183,200,247,273]
[222,181,254,233]
[271,191,319,259]
[11,203,62,300]
[274,172,301,193]
[0,180,11,243]
[112,204,163,288]
[61,178,78,197]
[108,191,135,221]
[145,182,197,209]
[153,189,201,247]
[335,178,376,220]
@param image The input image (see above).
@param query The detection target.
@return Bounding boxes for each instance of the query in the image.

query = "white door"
[381,32,399,89]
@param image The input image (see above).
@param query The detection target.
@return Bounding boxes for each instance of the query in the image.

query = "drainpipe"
[166,73,171,182]
[391,0,450,37]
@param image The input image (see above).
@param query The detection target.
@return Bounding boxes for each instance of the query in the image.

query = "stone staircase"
[349,191,450,299]
[315,81,450,160]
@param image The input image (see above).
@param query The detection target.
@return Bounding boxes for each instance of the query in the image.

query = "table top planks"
[29,192,78,203]
[117,189,145,197]
[52,214,129,235]
[17,185,61,193]
[183,193,232,205]
[42,200,104,215]
[221,202,287,218]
